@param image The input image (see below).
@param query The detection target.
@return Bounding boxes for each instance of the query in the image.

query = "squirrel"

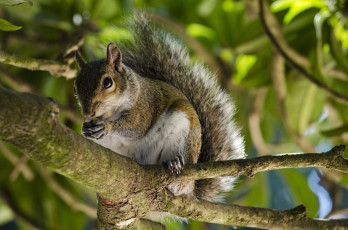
[74,13,245,202]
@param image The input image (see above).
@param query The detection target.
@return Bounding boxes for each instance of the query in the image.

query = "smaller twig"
[320,171,342,218]
[0,50,76,79]
[326,208,348,219]
[10,155,29,181]
[62,37,85,63]
[248,87,270,155]
[59,106,84,124]
[0,141,34,181]
[163,145,348,183]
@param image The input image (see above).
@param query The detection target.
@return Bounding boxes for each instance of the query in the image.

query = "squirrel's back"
[120,13,245,201]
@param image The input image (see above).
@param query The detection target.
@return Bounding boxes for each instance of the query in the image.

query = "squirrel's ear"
[106,43,122,72]
[75,50,86,69]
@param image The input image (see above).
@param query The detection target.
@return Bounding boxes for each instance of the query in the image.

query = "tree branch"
[1,87,348,229]
[0,86,142,200]
[163,145,348,184]
[0,50,76,79]
[166,193,348,229]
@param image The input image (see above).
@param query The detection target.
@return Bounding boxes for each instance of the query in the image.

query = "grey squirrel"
[74,13,245,202]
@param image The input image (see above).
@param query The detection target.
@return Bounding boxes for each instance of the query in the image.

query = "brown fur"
[75,51,202,166]
[75,13,245,202]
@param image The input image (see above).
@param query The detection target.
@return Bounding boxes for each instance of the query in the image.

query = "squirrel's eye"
[103,77,113,89]
[73,87,76,93]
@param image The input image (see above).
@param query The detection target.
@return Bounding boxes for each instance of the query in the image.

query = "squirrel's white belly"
[95,111,190,165]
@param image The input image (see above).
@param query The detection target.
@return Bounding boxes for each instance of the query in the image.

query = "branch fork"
[1,87,348,229]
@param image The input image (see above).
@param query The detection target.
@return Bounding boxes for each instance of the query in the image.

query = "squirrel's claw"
[82,121,106,140]
[166,155,185,175]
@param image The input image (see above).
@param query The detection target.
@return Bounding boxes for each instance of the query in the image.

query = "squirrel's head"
[74,43,128,120]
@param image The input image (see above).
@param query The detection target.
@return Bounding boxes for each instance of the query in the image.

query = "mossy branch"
[157,145,348,184]
[166,194,348,229]
[1,87,348,229]
[0,50,76,78]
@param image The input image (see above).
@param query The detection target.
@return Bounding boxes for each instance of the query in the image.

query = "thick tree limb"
[0,86,143,200]
[0,50,76,78]
[1,87,348,229]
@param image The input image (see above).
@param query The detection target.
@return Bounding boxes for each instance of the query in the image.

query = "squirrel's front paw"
[82,119,107,140]
[165,155,185,175]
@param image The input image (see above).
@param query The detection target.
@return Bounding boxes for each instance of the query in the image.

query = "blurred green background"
[1,0,348,229]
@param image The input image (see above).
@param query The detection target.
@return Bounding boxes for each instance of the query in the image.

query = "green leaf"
[197,0,217,16]
[240,174,270,207]
[327,78,348,98]
[233,54,258,85]
[188,220,204,230]
[329,98,348,123]
[311,11,330,83]
[298,84,318,133]
[283,3,314,24]
[0,0,32,6]
[271,0,295,12]
[340,174,348,185]
[0,18,22,31]
[286,79,325,134]
[42,77,67,105]
[279,169,319,218]
[186,23,216,40]
[309,49,325,85]
[328,28,348,75]
[271,0,326,24]
[321,123,348,137]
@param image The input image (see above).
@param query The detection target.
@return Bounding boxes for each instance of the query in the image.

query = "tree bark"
[1,87,348,229]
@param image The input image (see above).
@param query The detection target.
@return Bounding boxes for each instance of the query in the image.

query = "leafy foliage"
[0,18,21,31]
[0,0,348,229]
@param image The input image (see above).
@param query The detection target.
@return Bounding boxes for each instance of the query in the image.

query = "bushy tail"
[120,13,245,202]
